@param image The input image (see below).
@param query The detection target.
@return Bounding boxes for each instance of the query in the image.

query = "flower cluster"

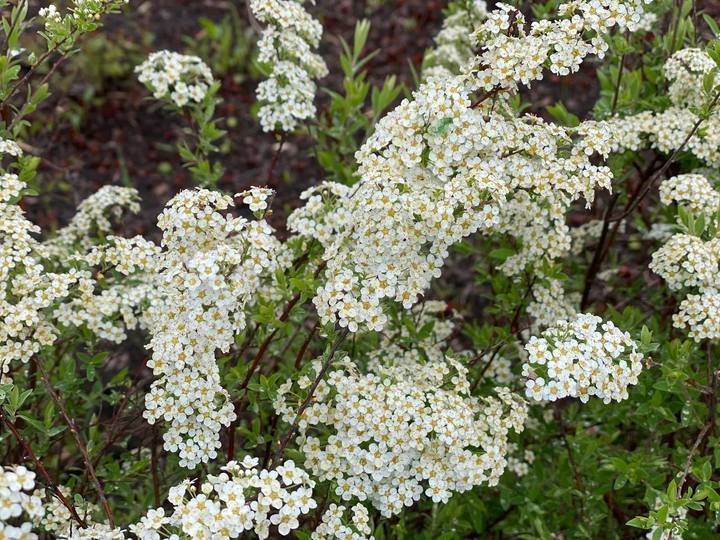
[53,272,156,344]
[250,0,328,132]
[136,50,214,107]
[44,186,290,468]
[0,173,81,377]
[36,487,122,539]
[523,313,643,403]
[285,0,662,332]
[471,0,651,92]
[39,200,161,345]
[135,189,289,468]
[664,48,720,109]
[0,465,119,539]
[41,185,141,257]
[312,503,373,540]
[290,70,616,330]
[650,234,720,292]
[3,174,291,469]
[527,277,578,329]
[286,181,351,244]
[38,0,129,50]
[131,457,316,539]
[38,5,62,23]
[0,137,22,157]
[659,173,720,216]
[673,291,720,341]
[595,48,720,167]
[276,355,527,517]
[1,177,148,369]
[651,175,720,341]
[241,186,275,213]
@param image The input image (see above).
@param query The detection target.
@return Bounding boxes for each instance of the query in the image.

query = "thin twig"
[227,290,304,460]
[608,91,720,223]
[151,426,161,507]
[227,255,326,459]
[471,86,502,108]
[270,328,349,467]
[266,133,286,186]
[610,53,625,116]
[580,193,620,310]
[676,422,712,493]
[676,344,719,493]
[0,410,87,528]
[35,357,115,528]
[1,39,67,108]
[294,321,320,369]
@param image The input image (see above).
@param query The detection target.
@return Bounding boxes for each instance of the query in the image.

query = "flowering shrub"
[2,0,720,539]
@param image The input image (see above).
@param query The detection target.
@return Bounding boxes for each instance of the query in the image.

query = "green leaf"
[626,516,651,529]
[17,413,45,434]
[547,102,580,127]
[614,474,628,489]
[704,14,720,37]
[700,460,712,483]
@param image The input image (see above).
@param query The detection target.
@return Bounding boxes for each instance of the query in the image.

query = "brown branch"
[151,426,161,507]
[608,91,720,223]
[227,291,303,461]
[610,52,626,116]
[227,258,326,460]
[35,357,115,528]
[238,292,302,392]
[270,328,349,467]
[676,422,712,494]
[1,38,68,109]
[228,251,316,369]
[266,133,286,186]
[237,260,327,391]
[581,153,662,309]
[265,319,305,375]
[77,387,140,493]
[294,321,320,369]
[470,342,505,392]
[0,410,87,527]
[580,193,620,310]
[471,86,503,108]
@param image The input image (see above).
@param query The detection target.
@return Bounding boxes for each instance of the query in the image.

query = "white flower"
[523,314,643,404]
[136,51,214,108]
[250,0,328,132]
